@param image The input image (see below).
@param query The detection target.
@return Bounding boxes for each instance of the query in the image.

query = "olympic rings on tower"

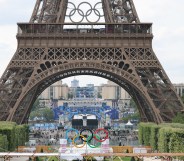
[66,1,104,23]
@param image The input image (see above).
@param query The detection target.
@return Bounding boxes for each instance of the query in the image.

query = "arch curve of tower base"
[0,0,183,124]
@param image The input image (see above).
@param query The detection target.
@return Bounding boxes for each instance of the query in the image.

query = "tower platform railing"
[17,23,152,37]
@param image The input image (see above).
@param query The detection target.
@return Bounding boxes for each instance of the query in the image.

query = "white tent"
[125,120,133,126]
[125,121,133,129]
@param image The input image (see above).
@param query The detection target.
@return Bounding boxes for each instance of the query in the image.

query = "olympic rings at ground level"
[65,128,79,143]
[80,128,93,142]
[86,134,101,148]
[65,128,109,148]
[72,134,101,148]
[94,128,109,142]
[72,135,87,148]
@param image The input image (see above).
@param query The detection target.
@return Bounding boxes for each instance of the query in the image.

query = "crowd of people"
[29,127,138,147]
[29,128,65,145]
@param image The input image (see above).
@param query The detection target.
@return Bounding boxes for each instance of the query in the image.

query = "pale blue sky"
[0,0,184,86]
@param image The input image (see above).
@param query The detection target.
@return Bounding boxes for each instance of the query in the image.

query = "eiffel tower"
[0,0,183,124]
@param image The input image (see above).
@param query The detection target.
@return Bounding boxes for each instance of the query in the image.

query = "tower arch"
[9,61,160,124]
[0,0,183,124]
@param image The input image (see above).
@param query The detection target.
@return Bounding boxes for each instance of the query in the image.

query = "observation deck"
[17,23,152,38]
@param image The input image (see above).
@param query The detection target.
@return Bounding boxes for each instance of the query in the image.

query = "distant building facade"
[69,84,98,98]
[39,81,69,100]
[71,78,79,87]
[39,81,69,107]
[102,81,119,99]
[173,83,184,97]
[101,81,131,110]
[102,81,131,100]
[69,79,102,99]
[39,79,132,108]
[39,80,184,108]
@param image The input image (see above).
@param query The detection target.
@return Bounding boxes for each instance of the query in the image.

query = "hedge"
[157,127,173,152]
[0,121,29,151]
[138,122,184,153]
[169,128,184,153]
[150,124,161,151]
[162,123,184,129]
[0,134,8,152]
[0,122,16,151]
[138,122,156,146]
[15,125,29,148]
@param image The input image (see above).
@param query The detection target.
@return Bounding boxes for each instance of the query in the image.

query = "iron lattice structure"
[0,0,183,124]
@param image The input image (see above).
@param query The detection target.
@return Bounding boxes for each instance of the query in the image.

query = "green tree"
[29,110,42,120]
[29,108,54,121]
[171,95,184,124]
[32,99,42,111]
[181,95,184,103]
[97,92,102,98]
[130,99,137,109]
[68,93,74,99]
[42,108,54,121]
[172,113,184,124]
[122,99,140,122]
[122,112,140,122]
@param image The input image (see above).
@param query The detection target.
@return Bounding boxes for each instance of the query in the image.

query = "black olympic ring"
[80,128,93,142]
[65,128,109,143]
[66,128,109,148]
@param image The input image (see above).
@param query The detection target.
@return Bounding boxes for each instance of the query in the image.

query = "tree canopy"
[181,95,184,103]
[172,112,184,124]
[29,99,54,121]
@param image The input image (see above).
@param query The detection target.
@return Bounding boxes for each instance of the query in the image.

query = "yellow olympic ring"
[72,135,86,148]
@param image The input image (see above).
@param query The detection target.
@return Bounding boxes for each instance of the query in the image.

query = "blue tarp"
[52,105,119,121]
[105,109,119,120]
[52,106,64,120]
[30,123,58,130]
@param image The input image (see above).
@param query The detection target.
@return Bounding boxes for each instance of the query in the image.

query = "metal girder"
[30,0,139,23]
[30,0,65,23]
[0,0,183,124]
[1,43,183,123]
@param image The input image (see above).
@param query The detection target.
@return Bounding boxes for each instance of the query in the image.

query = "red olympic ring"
[94,128,109,142]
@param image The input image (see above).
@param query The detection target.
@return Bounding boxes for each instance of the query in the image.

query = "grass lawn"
[104,156,132,161]
[48,156,59,161]
[35,156,59,161]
